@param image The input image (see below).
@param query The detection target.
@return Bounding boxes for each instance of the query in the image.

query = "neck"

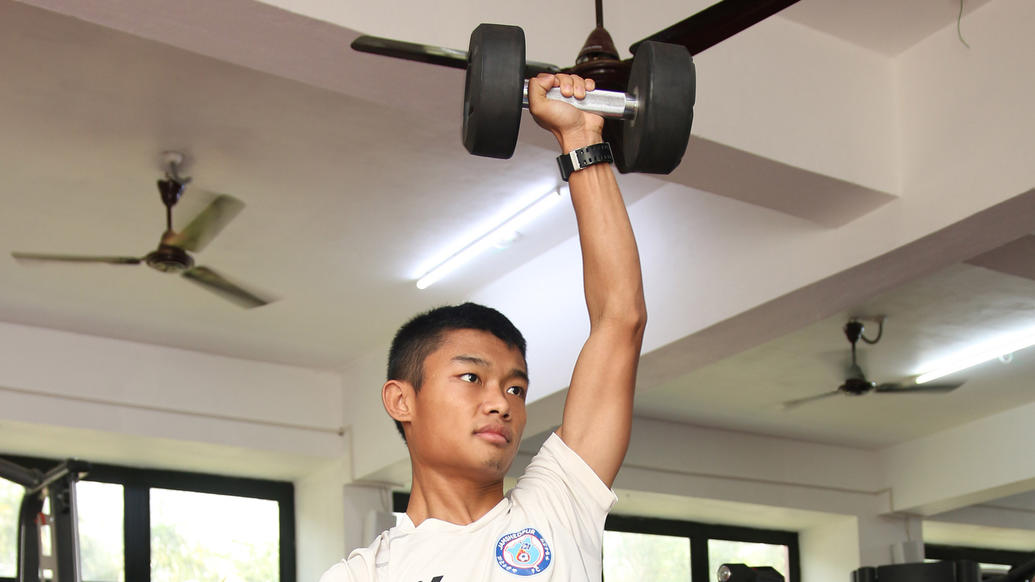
[406,463,506,526]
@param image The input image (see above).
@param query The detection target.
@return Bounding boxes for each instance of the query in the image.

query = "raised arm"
[527,73,647,487]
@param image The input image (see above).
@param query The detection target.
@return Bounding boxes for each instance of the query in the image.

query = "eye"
[459,372,479,383]
[506,385,525,397]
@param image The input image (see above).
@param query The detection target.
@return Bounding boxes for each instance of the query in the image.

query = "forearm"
[562,138,647,333]
[533,73,647,485]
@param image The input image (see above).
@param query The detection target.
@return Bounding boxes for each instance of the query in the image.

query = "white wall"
[800,517,860,582]
[0,321,345,466]
[296,457,350,582]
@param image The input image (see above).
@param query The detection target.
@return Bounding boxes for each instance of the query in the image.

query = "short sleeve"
[510,433,617,554]
[319,542,379,582]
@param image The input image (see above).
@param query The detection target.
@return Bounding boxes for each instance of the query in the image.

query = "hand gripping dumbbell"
[462,23,695,175]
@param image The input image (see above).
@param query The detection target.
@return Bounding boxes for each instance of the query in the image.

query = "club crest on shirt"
[495,528,552,576]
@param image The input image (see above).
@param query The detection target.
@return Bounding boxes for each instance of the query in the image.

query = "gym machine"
[0,457,91,582]
[852,558,1035,582]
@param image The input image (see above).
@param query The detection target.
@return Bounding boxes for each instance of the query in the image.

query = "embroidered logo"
[495,528,552,576]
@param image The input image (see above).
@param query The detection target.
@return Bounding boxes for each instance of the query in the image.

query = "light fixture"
[914,327,1035,384]
[415,186,566,289]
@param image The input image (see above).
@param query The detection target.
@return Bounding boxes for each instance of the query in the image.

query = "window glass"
[150,488,279,582]
[603,530,691,582]
[708,539,789,581]
[76,481,124,582]
[0,477,22,578]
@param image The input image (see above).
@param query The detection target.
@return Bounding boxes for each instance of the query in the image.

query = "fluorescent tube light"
[416,187,565,289]
[915,328,1035,384]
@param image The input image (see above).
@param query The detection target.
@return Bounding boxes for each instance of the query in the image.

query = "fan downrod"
[840,319,875,395]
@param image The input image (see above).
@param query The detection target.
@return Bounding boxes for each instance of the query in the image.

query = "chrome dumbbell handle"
[521,81,638,120]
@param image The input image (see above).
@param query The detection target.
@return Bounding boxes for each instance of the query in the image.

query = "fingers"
[531,73,595,100]
[530,72,555,96]
[557,74,591,100]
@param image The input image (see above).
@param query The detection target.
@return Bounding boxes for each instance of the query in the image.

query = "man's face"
[406,328,528,481]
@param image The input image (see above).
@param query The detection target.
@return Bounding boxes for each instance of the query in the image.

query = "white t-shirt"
[320,433,617,582]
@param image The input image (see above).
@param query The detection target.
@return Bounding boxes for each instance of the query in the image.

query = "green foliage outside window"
[603,530,691,582]
[0,479,21,578]
[150,489,279,582]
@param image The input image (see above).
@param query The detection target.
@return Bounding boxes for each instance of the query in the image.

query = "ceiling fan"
[781,319,965,409]
[352,0,801,171]
[11,152,274,309]
[350,0,801,93]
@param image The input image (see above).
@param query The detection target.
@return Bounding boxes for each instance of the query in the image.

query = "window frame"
[1,454,295,582]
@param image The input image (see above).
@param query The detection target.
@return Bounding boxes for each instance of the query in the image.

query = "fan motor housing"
[840,377,876,395]
[145,245,194,273]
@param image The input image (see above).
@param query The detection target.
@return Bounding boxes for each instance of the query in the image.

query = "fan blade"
[351,35,468,70]
[781,390,841,410]
[165,194,244,253]
[875,382,964,394]
[629,0,802,56]
[12,252,141,265]
[182,265,273,308]
[350,35,562,76]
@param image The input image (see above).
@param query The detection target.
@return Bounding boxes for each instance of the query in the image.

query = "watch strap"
[557,142,614,181]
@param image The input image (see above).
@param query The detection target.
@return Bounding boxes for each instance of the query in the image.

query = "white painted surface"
[883,400,1035,515]
[800,517,860,582]
[296,457,350,582]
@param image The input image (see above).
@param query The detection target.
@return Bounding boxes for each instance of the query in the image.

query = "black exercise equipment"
[353,0,804,172]
[717,563,785,582]
[848,559,1035,582]
[1,457,91,582]
[462,23,694,174]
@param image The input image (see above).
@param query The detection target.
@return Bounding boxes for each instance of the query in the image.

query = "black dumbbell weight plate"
[463,24,526,159]
[620,41,695,174]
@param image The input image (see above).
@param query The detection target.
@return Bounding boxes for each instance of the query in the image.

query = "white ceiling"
[635,263,1035,449]
[2,0,1033,545]
[0,0,611,368]
[781,0,995,55]
[2,0,1030,450]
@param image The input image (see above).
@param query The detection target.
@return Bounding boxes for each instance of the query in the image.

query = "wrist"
[557,130,604,153]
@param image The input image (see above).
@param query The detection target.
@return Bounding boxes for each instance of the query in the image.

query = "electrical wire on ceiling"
[957,0,971,49]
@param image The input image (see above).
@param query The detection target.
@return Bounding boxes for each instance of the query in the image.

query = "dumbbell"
[462,23,695,175]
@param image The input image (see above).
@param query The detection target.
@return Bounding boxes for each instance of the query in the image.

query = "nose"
[483,384,511,419]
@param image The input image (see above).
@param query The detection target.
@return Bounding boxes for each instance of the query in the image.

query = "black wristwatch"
[556,142,614,181]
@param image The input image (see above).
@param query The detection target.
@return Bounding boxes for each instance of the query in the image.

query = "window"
[0,478,20,578]
[77,481,124,582]
[0,455,294,582]
[602,530,690,582]
[605,515,800,582]
[150,489,280,582]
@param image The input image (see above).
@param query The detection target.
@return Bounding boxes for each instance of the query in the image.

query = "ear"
[382,379,415,423]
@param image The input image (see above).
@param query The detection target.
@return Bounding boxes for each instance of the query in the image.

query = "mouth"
[474,425,512,445]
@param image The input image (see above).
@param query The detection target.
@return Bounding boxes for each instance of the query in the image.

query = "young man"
[321,72,646,581]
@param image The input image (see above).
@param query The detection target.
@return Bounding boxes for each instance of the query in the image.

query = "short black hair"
[387,302,527,441]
